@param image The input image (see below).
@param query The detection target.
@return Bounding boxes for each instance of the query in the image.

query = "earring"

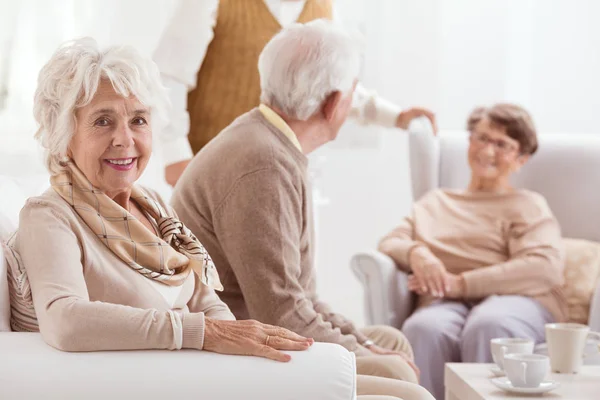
[59,155,71,166]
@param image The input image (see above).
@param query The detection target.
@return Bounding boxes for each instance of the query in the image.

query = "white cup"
[504,353,550,388]
[490,338,535,370]
[545,323,600,373]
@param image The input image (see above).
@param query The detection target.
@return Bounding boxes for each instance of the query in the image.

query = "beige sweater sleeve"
[18,199,206,352]
[462,201,565,298]
[187,272,236,321]
[377,215,422,272]
[214,168,365,353]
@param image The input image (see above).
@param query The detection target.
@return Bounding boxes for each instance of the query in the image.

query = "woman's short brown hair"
[467,103,538,155]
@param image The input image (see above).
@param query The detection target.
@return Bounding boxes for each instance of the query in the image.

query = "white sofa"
[0,140,357,400]
[351,129,600,333]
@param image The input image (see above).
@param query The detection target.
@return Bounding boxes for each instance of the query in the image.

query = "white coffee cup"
[490,338,535,370]
[545,323,600,373]
[504,353,550,388]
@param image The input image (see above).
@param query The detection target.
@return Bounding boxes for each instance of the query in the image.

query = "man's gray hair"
[33,37,168,175]
[258,19,362,121]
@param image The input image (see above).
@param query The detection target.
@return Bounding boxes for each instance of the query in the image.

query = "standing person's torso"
[172,109,315,319]
[187,0,333,153]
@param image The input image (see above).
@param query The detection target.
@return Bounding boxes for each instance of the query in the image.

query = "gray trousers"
[402,295,554,400]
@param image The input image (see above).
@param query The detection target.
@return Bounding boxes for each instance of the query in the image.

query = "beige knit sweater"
[14,188,234,351]
[378,189,568,321]
[172,108,370,353]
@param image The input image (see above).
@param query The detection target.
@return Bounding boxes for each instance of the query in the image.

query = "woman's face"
[468,117,527,182]
[69,80,152,197]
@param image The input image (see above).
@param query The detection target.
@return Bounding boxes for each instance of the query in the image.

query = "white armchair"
[0,143,357,400]
[352,129,600,333]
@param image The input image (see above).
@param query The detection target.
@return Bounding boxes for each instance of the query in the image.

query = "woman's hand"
[408,246,449,297]
[408,272,466,299]
[203,318,314,362]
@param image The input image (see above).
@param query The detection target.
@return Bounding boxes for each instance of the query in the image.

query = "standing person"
[172,20,434,400]
[153,0,437,185]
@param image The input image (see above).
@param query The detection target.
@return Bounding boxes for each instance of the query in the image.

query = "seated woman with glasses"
[378,104,566,399]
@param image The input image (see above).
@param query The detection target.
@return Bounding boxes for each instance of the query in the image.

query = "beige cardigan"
[14,188,234,351]
[379,189,568,322]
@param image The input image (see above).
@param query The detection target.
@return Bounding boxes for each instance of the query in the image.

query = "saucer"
[491,377,561,394]
[489,366,506,377]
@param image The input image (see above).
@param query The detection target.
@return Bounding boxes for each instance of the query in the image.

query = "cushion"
[563,238,600,323]
[1,237,38,332]
[0,177,27,241]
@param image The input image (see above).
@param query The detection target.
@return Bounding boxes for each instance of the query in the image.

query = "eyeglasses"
[469,132,519,154]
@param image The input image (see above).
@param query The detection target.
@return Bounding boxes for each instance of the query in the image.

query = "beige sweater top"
[378,189,568,321]
[14,188,234,352]
[172,109,370,354]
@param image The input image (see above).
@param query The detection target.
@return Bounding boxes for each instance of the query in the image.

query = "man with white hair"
[172,20,434,400]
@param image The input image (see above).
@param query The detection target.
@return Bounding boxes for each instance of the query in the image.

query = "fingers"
[265,335,312,351]
[411,269,429,294]
[404,107,438,135]
[442,271,451,293]
[432,271,445,298]
[267,326,313,344]
[409,270,444,297]
[256,344,292,363]
[407,275,426,295]
[422,110,438,135]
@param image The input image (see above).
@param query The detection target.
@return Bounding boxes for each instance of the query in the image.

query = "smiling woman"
[377,103,565,399]
[68,80,152,205]
[5,38,314,365]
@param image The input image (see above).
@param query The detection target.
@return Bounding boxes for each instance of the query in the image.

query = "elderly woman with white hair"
[172,19,434,400]
[9,37,315,362]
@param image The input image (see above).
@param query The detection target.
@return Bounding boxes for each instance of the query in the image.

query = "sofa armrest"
[0,333,356,400]
[351,250,413,328]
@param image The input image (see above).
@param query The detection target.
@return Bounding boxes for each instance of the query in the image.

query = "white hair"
[258,19,363,121]
[33,37,169,175]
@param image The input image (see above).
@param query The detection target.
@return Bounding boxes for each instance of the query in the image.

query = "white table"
[445,363,600,400]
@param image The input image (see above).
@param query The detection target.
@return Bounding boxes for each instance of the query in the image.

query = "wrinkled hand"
[396,107,438,135]
[203,318,313,362]
[369,344,420,380]
[408,247,449,297]
[165,159,191,187]
[408,272,466,299]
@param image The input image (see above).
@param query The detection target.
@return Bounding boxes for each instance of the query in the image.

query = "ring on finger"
[265,335,272,347]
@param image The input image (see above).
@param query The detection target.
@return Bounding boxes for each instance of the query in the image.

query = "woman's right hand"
[408,246,449,297]
[203,318,314,362]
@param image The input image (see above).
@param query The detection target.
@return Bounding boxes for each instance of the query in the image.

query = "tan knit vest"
[187,0,333,154]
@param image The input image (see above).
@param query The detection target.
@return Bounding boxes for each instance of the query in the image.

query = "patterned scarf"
[50,161,223,290]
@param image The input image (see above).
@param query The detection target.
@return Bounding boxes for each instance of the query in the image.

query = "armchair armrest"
[0,333,356,400]
[351,250,413,328]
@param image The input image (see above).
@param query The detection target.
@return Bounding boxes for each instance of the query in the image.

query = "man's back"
[171,108,314,321]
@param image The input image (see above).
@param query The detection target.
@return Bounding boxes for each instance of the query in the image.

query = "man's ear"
[321,91,343,123]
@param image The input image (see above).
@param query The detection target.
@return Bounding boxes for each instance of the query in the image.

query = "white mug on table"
[545,323,600,373]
